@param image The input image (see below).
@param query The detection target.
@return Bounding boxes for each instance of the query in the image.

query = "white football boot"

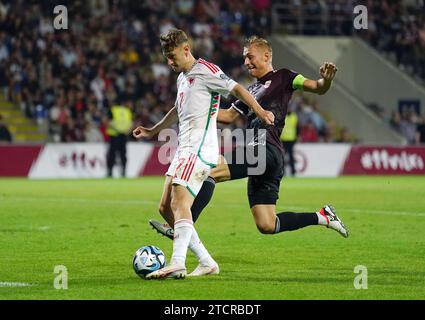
[318,205,349,238]
[188,262,220,277]
[145,263,186,280]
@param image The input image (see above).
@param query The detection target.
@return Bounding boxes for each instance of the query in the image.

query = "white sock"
[316,210,329,226]
[189,227,215,266]
[171,219,193,266]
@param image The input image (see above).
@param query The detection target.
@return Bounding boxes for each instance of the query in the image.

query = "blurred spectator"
[106,102,133,177]
[280,110,298,176]
[0,114,12,142]
[84,120,104,142]
[336,127,350,143]
[398,109,418,144]
[62,118,83,142]
[416,114,425,144]
[389,108,422,144]
[309,100,327,137]
[300,120,318,142]
[324,120,338,143]
[390,110,401,131]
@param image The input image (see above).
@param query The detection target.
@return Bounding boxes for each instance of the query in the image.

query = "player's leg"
[118,134,127,177]
[248,143,349,237]
[148,175,175,240]
[150,152,182,235]
[106,137,117,177]
[250,203,321,234]
[147,153,218,279]
[210,154,232,182]
[158,175,174,226]
[248,176,349,237]
[251,203,349,238]
[191,145,249,222]
[287,141,296,176]
[147,184,193,279]
[150,152,237,236]
[149,154,226,237]
[151,173,218,271]
[191,155,231,222]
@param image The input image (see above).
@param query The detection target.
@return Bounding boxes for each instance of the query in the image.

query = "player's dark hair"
[244,36,273,54]
[160,29,189,55]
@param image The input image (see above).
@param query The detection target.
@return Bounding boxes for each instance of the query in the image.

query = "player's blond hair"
[160,29,190,55]
[244,36,273,55]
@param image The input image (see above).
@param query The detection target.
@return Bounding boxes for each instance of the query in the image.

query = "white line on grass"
[284,206,425,218]
[1,196,424,217]
[0,196,158,206]
[0,282,32,287]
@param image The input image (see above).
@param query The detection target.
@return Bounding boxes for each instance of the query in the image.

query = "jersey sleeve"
[282,69,304,91]
[203,67,238,98]
[292,74,306,90]
[230,99,249,116]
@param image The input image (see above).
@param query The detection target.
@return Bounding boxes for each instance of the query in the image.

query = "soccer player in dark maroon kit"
[151,36,348,275]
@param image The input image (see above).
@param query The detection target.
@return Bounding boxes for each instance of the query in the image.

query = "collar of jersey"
[184,59,199,75]
[258,70,276,82]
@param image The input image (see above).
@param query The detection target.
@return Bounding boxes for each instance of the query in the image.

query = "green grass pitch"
[0,176,424,300]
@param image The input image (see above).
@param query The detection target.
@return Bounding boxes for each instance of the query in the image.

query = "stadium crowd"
[390,108,425,145]
[277,0,425,82]
[359,0,425,82]
[0,0,270,143]
[1,0,351,144]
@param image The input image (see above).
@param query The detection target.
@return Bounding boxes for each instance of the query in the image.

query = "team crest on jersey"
[188,77,195,86]
[210,93,220,117]
[264,80,272,88]
[220,73,230,81]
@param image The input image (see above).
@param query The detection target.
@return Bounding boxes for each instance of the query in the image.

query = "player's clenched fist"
[133,126,154,139]
[260,110,275,125]
[320,62,338,81]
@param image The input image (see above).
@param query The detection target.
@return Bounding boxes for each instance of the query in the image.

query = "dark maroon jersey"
[231,68,299,152]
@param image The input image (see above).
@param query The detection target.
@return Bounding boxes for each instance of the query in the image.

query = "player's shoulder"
[274,68,300,85]
[276,68,298,76]
[194,58,222,75]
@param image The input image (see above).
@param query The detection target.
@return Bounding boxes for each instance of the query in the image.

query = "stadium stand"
[273,0,425,144]
[0,0,353,144]
[273,0,425,83]
[1,1,424,143]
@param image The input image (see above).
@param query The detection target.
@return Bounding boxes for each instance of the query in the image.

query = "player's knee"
[211,168,230,183]
[256,221,275,234]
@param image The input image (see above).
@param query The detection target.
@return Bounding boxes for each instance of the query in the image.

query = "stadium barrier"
[342,146,425,175]
[1,143,424,178]
[0,145,43,177]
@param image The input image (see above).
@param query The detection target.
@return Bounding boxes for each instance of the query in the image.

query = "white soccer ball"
[133,245,166,278]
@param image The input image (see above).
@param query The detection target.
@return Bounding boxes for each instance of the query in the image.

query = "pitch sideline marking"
[0,282,33,287]
[1,196,424,217]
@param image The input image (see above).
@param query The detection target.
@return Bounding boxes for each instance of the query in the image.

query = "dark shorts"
[224,143,284,208]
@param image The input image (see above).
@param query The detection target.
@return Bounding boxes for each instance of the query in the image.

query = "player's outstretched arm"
[302,62,338,95]
[133,106,178,139]
[231,84,274,125]
[217,108,240,124]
